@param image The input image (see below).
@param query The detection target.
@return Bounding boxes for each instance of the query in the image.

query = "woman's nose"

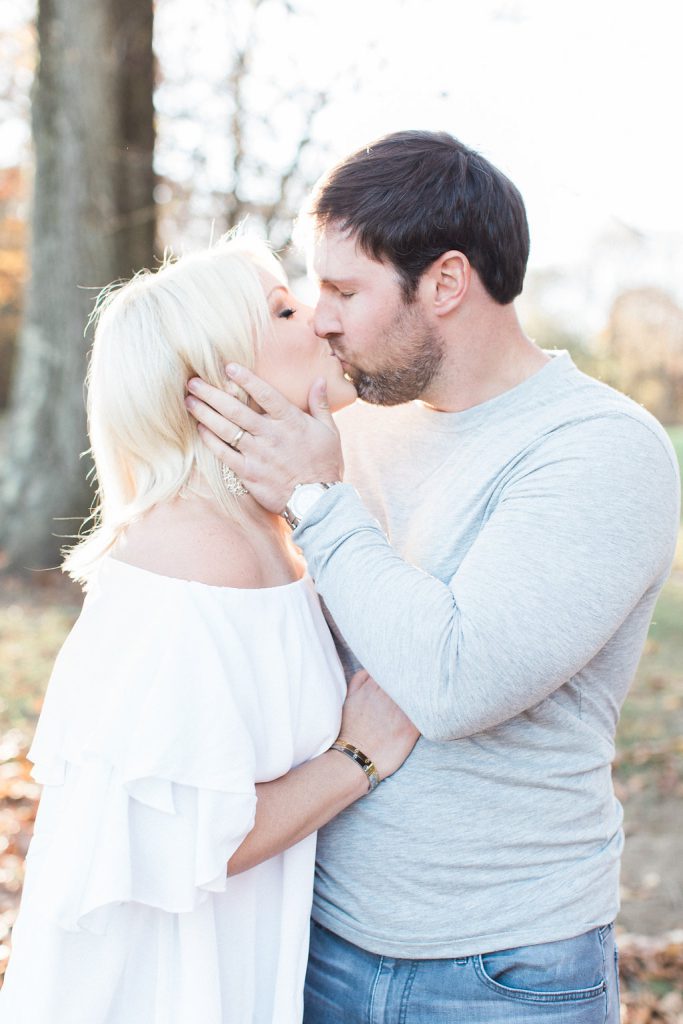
[302,303,316,328]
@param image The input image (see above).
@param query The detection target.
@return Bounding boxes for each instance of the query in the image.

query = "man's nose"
[313,300,341,339]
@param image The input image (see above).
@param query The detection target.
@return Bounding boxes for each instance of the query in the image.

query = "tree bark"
[0,0,155,571]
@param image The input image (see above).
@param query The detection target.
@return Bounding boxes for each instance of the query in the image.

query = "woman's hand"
[338,669,420,782]
[228,670,419,874]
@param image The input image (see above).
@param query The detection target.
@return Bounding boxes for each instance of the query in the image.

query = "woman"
[0,237,419,1024]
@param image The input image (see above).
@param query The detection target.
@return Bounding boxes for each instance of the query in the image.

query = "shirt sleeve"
[27,588,258,934]
[294,415,680,741]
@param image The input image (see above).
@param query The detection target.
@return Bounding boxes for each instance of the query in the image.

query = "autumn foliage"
[0,166,27,409]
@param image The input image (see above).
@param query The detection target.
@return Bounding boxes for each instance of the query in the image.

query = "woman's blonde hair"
[63,235,284,584]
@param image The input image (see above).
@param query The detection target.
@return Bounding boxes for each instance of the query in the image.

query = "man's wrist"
[282,481,343,531]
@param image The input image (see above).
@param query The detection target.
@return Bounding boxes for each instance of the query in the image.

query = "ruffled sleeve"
[26,564,260,935]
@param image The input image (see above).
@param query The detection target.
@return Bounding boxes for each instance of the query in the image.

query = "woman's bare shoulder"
[112,501,268,589]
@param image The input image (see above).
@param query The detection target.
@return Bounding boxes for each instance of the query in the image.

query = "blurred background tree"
[0,168,26,413]
[153,0,337,255]
[0,0,155,570]
[0,11,33,419]
[597,288,683,425]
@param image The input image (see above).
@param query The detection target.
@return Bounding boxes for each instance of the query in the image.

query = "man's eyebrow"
[317,276,360,287]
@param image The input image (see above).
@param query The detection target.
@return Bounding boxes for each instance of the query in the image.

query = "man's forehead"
[312,228,382,283]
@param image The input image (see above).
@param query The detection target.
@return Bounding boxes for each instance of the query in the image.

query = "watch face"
[291,483,326,520]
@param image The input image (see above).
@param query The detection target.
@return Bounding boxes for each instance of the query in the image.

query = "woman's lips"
[329,349,355,383]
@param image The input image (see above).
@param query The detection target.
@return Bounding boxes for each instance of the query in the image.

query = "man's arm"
[291,416,679,741]
[186,370,680,742]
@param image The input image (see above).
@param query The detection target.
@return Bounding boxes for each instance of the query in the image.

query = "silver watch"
[282,482,342,530]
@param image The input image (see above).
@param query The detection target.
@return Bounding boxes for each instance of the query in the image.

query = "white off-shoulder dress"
[0,557,347,1024]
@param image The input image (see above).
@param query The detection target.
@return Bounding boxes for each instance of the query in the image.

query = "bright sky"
[2,0,682,273]
[253,0,683,268]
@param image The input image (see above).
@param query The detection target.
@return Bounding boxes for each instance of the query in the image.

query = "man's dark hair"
[310,130,530,305]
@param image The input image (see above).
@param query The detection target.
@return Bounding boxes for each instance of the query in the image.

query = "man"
[186,131,680,1022]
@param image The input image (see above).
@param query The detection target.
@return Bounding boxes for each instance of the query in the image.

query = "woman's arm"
[228,749,365,874]
[228,670,419,875]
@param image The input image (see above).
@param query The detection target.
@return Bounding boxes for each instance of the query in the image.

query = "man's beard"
[340,306,445,406]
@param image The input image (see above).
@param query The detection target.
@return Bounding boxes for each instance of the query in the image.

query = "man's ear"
[422,251,470,316]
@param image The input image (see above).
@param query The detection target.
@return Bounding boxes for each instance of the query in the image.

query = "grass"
[668,425,683,476]
[611,426,683,796]
[614,569,683,788]
[0,576,82,746]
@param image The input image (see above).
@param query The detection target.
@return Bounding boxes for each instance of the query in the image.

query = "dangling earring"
[222,464,248,496]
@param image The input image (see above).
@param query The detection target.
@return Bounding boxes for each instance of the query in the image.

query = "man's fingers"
[197,424,247,474]
[308,377,336,429]
[226,364,294,420]
[186,378,263,437]
[186,395,243,448]
[185,397,259,452]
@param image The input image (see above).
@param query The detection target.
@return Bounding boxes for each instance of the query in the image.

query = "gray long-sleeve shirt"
[294,351,680,958]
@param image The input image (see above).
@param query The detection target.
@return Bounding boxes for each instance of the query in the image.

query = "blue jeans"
[304,920,620,1023]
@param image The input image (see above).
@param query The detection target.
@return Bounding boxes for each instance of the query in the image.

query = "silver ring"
[228,427,246,451]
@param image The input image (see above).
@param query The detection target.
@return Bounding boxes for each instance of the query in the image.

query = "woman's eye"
[340,293,355,299]
[278,307,297,319]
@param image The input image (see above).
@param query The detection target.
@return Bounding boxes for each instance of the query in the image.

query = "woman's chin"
[327,375,358,413]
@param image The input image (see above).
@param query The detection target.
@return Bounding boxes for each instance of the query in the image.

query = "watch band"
[330,739,381,793]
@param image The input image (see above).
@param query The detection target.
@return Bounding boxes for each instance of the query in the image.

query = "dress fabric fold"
[0,558,346,1024]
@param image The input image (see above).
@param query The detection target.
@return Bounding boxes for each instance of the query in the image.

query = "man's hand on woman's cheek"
[184,364,345,514]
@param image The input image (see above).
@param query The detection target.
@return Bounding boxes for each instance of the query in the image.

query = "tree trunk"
[0,0,155,571]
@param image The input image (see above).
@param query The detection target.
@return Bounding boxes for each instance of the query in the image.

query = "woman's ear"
[423,251,471,317]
